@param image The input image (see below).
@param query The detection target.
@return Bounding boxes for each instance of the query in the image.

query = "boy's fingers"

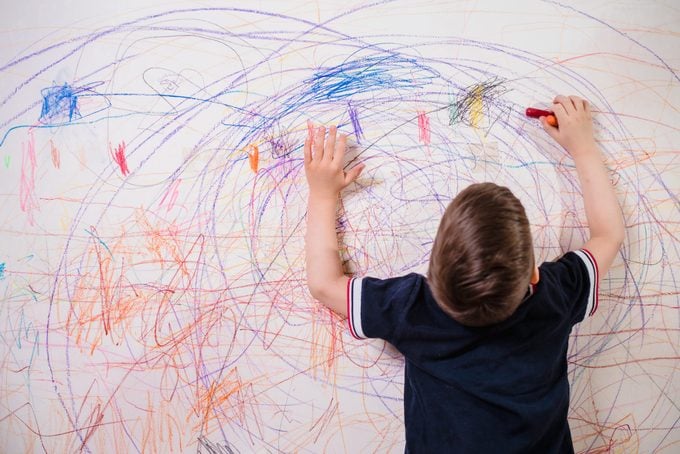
[303,135,312,166]
[553,95,572,115]
[334,133,347,162]
[344,163,365,185]
[307,120,315,140]
[551,102,568,121]
[583,100,592,118]
[541,116,559,139]
[313,126,326,160]
[569,96,583,111]
[325,125,337,161]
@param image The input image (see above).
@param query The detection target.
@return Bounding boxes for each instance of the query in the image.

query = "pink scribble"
[19,131,39,225]
[110,141,129,176]
[159,178,182,212]
[417,111,430,145]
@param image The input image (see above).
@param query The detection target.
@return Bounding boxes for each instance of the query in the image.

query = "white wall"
[1,1,678,452]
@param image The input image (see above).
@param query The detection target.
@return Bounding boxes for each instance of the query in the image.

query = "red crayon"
[525,107,558,127]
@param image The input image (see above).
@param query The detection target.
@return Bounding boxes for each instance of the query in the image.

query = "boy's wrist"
[568,141,600,159]
[308,191,339,205]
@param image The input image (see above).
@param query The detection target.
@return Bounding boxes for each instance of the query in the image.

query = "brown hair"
[427,183,534,327]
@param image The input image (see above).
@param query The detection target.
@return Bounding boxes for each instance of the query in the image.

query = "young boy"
[304,95,624,452]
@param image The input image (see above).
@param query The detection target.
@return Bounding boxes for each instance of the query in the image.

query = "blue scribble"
[0,262,5,280]
[304,54,436,101]
[40,83,81,123]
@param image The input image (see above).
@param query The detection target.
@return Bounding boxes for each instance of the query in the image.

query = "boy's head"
[428,183,536,327]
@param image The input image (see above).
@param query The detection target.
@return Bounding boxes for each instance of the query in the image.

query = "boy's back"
[348,248,597,452]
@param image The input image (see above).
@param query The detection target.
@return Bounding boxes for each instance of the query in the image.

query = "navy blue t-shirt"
[347,249,599,453]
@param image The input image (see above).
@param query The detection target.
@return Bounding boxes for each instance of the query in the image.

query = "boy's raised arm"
[542,95,625,279]
[304,125,365,317]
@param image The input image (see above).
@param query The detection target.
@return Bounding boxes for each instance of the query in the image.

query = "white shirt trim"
[347,277,366,339]
[573,249,599,317]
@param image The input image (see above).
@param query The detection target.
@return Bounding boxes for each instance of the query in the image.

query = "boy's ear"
[530,265,540,285]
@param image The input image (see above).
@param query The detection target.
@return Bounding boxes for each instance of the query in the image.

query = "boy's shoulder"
[349,249,598,344]
[537,249,599,320]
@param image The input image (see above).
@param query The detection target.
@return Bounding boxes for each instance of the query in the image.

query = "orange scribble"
[310,308,342,382]
[50,139,61,169]
[190,367,254,433]
[248,144,259,173]
[64,210,217,357]
[66,225,146,352]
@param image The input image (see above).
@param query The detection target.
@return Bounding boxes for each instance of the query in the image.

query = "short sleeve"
[541,249,599,323]
[347,273,422,342]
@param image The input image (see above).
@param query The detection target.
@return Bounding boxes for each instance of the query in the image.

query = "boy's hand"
[542,95,597,157]
[304,124,364,200]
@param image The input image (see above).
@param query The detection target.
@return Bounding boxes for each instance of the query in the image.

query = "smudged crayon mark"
[3,155,9,168]
[39,82,80,124]
[417,110,430,144]
[110,141,129,176]
[348,101,363,143]
[50,139,60,169]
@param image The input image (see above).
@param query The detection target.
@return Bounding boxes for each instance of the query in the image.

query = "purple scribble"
[347,101,363,143]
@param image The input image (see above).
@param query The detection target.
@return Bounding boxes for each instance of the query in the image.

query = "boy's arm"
[304,125,364,317]
[543,95,625,279]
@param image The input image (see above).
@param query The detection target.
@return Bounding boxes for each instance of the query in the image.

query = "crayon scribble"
[348,101,364,143]
[110,141,129,176]
[417,111,430,145]
[39,83,81,124]
[19,131,38,225]
[50,140,60,169]
[449,78,509,130]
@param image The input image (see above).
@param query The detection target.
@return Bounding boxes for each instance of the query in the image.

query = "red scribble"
[417,110,430,145]
[110,141,129,176]
[19,131,39,225]
[78,402,105,452]
[49,139,61,169]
